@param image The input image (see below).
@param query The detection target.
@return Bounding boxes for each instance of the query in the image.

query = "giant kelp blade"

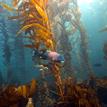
[39,0,48,8]
[24,44,37,49]
[36,29,52,38]
[17,24,33,35]
[45,39,54,50]
[29,79,37,96]
[8,15,23,20]
[17,23,52,35]
[0,2,17,12]
[31,0,48,22]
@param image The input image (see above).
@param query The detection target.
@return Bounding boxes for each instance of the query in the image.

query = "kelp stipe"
[0,0,104,107]
[1,0,64,100]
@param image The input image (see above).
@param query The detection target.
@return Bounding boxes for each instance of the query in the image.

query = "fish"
[34,64,49,71]
[33,49,65,63]
[48,51,65,63]
[44,67,48,70]
[40,68,43,71]
[94,63,102,67]
[99,26,107,32]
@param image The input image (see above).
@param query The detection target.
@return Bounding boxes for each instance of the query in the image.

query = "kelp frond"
[17,23,52,36]
[31,0,48,22]
[0,2,17,12]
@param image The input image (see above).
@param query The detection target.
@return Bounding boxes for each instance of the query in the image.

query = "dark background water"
[78,0,107,77]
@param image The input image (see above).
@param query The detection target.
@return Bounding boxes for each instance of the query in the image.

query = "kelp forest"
[0,0,107,107]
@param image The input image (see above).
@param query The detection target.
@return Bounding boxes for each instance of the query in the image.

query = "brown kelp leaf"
[36,29,52,39]
[29,14,35,18]
[31,0,43,9]
[29,79,37,97]
[39,0,48,8]
[17,23,52,35]
[24,44,37,48]
[0,2,17,12]
[31,0,48,21]
[38,0,48,8]
[22,85,27,98]
[17,85,29,98]
[30,11,43,22]
[17,86,23,96]
[17,24,33,35]
[8,15,23,20]
[44,39,54,50]
[23,18,38,25]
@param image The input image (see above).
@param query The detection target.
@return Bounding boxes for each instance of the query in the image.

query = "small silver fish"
[44,67,49,70]
[40,69,44,71]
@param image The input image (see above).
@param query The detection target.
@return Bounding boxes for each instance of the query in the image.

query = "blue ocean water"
[0,0,107,84]
[78,0,107,77]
